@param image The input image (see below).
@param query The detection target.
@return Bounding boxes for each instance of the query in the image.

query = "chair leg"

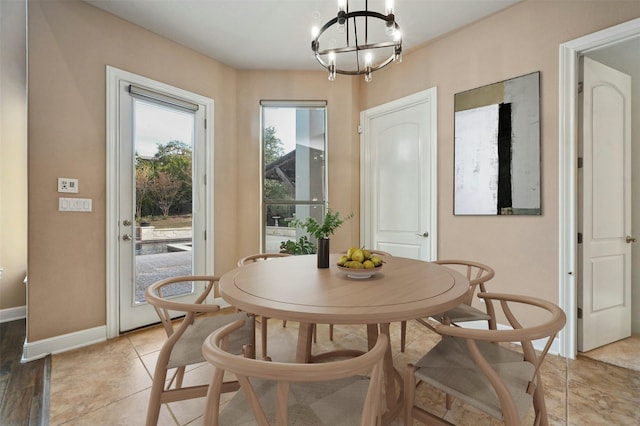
[175,366,185,389]
[146,362,168,426]
[261,316,269,359]
[532,374,549,426]
[329,324,334,341]
[400,320,407,352]
[404,364,417,425]
[445,393,454,410]
[282,319,287,328]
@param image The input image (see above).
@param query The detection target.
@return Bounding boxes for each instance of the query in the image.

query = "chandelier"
[311,0,402,82]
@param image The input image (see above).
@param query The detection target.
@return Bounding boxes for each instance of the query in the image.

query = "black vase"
[317,238,330,268]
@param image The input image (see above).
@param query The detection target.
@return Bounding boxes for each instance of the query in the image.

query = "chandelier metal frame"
[311,1,402,81]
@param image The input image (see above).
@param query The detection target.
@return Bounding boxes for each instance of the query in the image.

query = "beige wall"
[361,1,640,312]
[27,0,238,341]
[0,0,28,312]
[25,0,640,342]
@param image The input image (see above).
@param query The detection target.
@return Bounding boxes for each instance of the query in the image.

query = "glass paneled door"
[115,76,211,332]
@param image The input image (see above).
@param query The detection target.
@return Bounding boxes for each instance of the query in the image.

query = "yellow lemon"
[346,247,357,259]
[352,249,365,263]
[363,260,375,269]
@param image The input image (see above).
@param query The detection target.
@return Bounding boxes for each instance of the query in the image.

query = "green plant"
[279,236,316,255]
[290,208,353,240]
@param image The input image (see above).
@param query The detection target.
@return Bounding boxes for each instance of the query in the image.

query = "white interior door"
[578,57,632,352]
[107,67,214,334]
[360,88,437,260]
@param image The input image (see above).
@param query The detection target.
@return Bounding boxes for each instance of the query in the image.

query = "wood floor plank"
[0,320,49,426]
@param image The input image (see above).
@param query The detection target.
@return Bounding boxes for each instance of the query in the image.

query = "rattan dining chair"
[202,319,388,426]
[144,276,255,426]
[404,293,566,426]
[416,260,496,333]
[237,253,293,360]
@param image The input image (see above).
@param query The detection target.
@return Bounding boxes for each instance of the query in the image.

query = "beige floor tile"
[48,317,640,425]
[126,325,169,356]
[56,388,176,426]
[50,351,152,424]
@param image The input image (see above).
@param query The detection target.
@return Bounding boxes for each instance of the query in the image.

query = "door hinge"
[204,118,207,129]
[358,124,363,134]
[577,307,583,319]
[577,232,583,244]
[578,82,584,94]
[204,230,207,240]
[577,157,583,169]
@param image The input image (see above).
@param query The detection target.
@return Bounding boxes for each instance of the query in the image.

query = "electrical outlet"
[58,177,79,193]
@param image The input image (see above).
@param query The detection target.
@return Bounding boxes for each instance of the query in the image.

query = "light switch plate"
[58,177,78,193]
[59,197,92,212]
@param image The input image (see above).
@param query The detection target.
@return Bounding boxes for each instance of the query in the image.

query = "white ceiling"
[83,0,521,71]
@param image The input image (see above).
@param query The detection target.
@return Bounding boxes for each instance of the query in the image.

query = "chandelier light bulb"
[385,0,394,15]
[328,64,337,81]
[311,26,319,38]
[337,0,346,12]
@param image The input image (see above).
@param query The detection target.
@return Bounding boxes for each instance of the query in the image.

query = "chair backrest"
[434,259,495,306]
[145,275,223,338]
[144,276,255,426]
[431,292,566,424]
[237,253,292,267]
[203,319,388,426]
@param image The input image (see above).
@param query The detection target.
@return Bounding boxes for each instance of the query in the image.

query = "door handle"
[416,232,429,238]
[122,219,132,226]
[122,233,133,241]
[626,235,637,243]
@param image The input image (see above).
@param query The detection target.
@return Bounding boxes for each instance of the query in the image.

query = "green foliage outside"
[264,126,294,225]
[136,140,192,223]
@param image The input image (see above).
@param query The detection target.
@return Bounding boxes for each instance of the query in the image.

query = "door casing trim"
[558,17,640,359]
[105,66,214,338]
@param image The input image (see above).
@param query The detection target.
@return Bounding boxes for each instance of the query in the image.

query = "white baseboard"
[0,305,26,323]
[22,325,107,362]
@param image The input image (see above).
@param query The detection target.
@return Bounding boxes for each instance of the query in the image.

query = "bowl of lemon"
[336,247,385,279]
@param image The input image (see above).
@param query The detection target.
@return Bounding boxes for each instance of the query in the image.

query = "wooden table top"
[220,254,469,325]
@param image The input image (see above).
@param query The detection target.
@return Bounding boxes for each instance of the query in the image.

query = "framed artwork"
[454,71,541,215]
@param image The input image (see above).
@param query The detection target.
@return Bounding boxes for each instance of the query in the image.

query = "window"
[261,101,327,254]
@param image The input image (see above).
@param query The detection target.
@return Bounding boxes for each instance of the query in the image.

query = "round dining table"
[219,253,469,423]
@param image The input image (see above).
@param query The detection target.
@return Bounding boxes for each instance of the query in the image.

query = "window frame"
[260,100,328,253]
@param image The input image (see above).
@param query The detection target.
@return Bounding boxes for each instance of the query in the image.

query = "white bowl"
[336,264,383,279]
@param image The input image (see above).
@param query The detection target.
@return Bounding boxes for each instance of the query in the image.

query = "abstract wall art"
[454,72,541,215]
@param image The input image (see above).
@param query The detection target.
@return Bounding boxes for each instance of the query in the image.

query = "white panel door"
[361,88,437,260]
[578,57,632,351]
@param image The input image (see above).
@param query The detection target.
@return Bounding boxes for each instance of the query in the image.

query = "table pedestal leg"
[295,322,314,363]
[297,322,403,425]
[368,323,403,425]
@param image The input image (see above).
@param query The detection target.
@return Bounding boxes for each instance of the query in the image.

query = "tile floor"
[48,316,640,425]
